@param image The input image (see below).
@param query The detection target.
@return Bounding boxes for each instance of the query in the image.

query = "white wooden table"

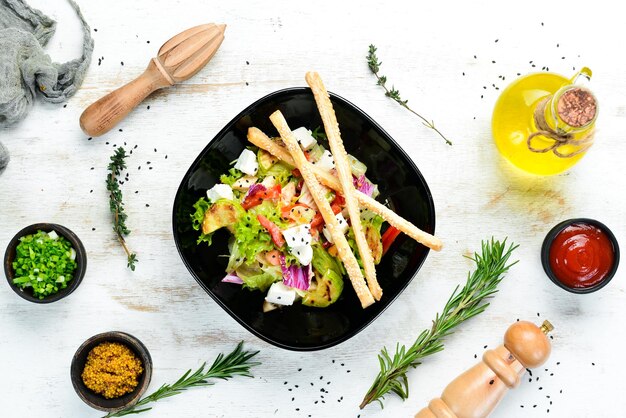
[1,1,623,417]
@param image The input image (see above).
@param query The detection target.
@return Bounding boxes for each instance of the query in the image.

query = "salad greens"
[191,128,389,310]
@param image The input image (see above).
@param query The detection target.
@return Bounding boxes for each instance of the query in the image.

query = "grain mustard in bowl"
[71,331,153,412]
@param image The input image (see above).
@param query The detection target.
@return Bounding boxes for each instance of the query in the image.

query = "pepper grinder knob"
[415,320,554,418]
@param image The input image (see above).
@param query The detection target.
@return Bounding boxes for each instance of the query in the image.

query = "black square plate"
[172,87,436,351]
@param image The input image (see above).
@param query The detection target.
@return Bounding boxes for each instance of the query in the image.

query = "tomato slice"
[381,226,402,255]
[331,193,346,207]
[310,212,324,230]
[257,215,285,248]
[242,184,282,210]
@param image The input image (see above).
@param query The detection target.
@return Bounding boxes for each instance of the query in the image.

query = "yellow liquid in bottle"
[492,73,587,175]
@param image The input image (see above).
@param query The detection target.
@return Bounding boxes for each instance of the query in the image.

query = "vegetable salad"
[192,127,388,311]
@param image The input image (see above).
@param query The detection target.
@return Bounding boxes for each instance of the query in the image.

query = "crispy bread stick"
[269,110,375,308]
[305,71,382,301]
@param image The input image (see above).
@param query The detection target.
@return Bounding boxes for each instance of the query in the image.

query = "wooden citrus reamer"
[415,320,554,418]
[80,23,226,137]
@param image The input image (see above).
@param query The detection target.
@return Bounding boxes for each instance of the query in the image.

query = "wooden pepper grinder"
[80,23,226,137]
[415,320,554,418]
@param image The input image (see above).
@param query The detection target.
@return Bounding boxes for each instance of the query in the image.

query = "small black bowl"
[541,218,620,294]
[4,223,87,303]
[172,87,436,350]
[71,331,153,412]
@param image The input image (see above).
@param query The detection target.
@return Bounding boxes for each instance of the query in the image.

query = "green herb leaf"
[366,44,451,146]
[103,342,260,417]
[359,238,518,409]
[106,147,138,270]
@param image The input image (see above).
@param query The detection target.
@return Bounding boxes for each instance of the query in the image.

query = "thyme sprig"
[106,147,137,270]
[359,239,518,409]
[104,342,260,417]
[366,44,451,145]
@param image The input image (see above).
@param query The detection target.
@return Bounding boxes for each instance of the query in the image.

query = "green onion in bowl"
[12,230,78,299]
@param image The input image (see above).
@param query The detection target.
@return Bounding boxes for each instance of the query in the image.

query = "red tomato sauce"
[549,223,615,288]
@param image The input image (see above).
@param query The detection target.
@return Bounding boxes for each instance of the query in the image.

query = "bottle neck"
[541,86,597,135]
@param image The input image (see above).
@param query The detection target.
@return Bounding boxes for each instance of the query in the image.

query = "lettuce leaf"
[191,197,213,245]
[259,161,293,187]
[236,263,282,291]
[232,201,287,264]
[220,168,244,186]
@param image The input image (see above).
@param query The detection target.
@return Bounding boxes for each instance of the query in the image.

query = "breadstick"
[247,127,443,251]
[305,71,382,301]
[269,110,375,308]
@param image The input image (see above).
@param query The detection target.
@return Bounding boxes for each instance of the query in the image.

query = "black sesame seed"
[489,380,494,385]
[145,204,150,207]
[121,61,124,66]
[92,227,96,231]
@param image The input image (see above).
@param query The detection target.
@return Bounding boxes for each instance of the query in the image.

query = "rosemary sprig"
[366,44,451,146]
[104,341,260,417]
[106,147,137,270]
[359,238,518,409]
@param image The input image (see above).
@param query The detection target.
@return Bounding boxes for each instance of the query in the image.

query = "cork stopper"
[557,87,597,127]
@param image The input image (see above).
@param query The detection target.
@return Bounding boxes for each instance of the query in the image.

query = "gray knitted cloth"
[0,0,94,171]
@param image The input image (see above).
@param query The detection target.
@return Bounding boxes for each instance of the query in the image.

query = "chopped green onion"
[12,230,77,299]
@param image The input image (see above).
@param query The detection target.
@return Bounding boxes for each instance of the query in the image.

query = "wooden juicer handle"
[80,23,226,137]
[415,320,554,418]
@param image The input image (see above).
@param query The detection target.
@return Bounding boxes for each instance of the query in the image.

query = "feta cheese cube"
[292,127,317,150]
[206,183,234,203]
[282,224,312,247]
[312,150,335,171]
[265,282,297,306]
[322,213,349,243]
[234,149,259,175]
[290,244,313,266]
[282,224,314,266]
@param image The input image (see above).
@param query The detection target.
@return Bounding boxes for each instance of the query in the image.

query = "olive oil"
[492,68,596,176]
